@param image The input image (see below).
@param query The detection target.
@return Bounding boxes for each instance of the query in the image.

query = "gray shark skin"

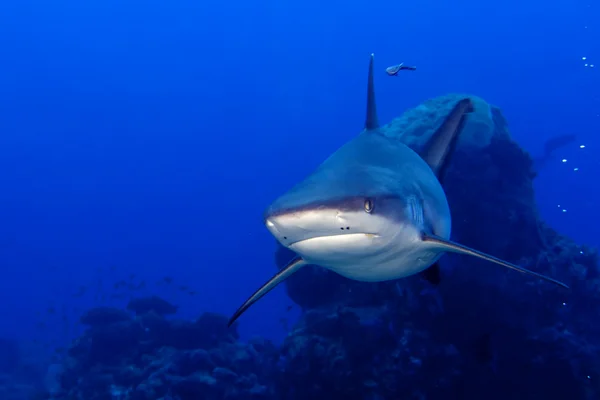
[227,54,569,327]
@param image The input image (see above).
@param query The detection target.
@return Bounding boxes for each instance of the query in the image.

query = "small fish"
[543,133,577,156]
[385,62,417,76]
[533,133,578,171]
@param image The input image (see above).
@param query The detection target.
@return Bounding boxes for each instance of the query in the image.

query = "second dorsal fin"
[364,53,379,131]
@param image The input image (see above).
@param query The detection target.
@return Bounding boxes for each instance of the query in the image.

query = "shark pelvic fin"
[420,98,474,181]
[364,53,379,131]
[422,234,569,289]
[227,256,308,327]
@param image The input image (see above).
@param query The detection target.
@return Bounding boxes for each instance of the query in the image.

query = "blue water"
[0,0,598,394]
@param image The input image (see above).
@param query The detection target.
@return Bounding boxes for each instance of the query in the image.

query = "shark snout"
[264,207,355,247]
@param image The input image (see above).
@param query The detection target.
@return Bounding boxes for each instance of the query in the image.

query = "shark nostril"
[340,227,351,230]
[283,236,287,240]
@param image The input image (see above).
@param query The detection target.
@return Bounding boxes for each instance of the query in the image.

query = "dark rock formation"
[53,308,276,399]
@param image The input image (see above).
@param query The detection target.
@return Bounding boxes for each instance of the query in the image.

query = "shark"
[227,54,569,327]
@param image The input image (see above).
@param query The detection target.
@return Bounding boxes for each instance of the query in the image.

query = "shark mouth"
[288,233,380,247]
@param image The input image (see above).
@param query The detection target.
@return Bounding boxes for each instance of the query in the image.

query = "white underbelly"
[324,245,442,282]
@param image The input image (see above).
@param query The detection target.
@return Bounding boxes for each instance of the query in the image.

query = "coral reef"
[46,94,600,400]
[53,306,277,399]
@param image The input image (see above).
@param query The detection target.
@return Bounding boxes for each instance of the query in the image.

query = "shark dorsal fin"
[364,53,379,131]
[420,98,474,180]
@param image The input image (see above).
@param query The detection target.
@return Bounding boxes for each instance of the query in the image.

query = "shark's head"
[264,192,421,267]
[262,138,449,284]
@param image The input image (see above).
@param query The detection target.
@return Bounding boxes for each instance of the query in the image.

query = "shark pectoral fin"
[422,234,570,289]
[421,262,442,285]
[227,257,308,327]
[419,98,474,181]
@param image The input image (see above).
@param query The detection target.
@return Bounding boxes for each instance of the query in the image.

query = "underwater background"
[0,0,599,398]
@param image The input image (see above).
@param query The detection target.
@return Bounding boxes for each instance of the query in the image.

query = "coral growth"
[54,304,276,399]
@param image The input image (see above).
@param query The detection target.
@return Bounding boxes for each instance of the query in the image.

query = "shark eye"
[364,198,374,213]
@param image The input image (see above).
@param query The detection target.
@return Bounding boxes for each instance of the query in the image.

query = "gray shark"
[227,54,568,327]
